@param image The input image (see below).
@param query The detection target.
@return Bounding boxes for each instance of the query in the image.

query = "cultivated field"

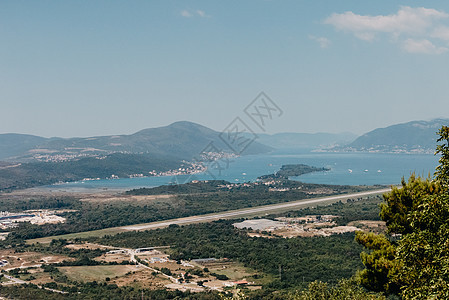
[59,265,139,282]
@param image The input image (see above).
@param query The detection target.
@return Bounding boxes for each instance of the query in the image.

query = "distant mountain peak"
[332,118,449,154]
[133,121,212,135]
[167,120,204,127]
[0,121,272,162]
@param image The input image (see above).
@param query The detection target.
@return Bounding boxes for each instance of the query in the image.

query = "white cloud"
[325,7,448,38]
[402,38,448,54]
[324,6,449,54]
[181,10,193,18]
[196,10,207,18]
[181,9,210,18]
[309,35,331,48]
[432,26,449,41]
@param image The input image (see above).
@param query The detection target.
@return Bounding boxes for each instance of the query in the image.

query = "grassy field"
[27,227,129,244]
[58,265,139,282]
[209,262,255,280]
[207,261,275,286]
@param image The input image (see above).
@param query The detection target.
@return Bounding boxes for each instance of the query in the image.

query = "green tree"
[357,175,439,295]
[435,125,449,187]
[357,125,449,298]
[294,278,385,300]
[393,193,449,298]
[380,175,441,235]
[355,232,398,293]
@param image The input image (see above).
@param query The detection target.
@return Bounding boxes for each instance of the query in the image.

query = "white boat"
[348,169,353,173]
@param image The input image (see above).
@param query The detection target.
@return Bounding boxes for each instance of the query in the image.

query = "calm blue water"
[44,150,439,192]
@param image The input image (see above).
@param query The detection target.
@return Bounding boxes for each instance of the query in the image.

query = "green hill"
[334,118,449,153]
[0,153,182,192]
[1,121,272,162]
[254,132,356,149]
[0,121,272,191]
[0,133,50,160]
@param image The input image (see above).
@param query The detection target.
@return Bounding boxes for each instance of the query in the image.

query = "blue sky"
[1,1,449,137]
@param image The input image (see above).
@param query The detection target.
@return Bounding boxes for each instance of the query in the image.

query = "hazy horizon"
[0,117,445,139]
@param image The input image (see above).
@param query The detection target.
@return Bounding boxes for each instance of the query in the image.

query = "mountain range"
[0,121,274,191]
[1,119,447,192]
[0,121,272,162]
[332,118,449,153]
[254,132,356,149]
[2,119,448,162]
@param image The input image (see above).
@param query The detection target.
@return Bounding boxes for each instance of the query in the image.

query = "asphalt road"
[2,274,26,285]
[123,187,391,231]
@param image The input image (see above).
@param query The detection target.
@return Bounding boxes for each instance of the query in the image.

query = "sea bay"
[43,150,439,192]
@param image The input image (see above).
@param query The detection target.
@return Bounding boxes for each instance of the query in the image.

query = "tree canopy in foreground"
[357,125,449,299]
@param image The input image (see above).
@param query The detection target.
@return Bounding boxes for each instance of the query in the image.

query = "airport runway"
[122,187,391,231]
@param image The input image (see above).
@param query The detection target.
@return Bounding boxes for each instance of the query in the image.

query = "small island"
[257,164,330,181]
[127,164,331,195]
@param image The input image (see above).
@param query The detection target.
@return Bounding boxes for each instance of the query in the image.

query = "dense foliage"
[0,195,80,212]
[126,180,233,195]
[0,283,222,300]
[380,175,441,235]
[357,125,449,299]
[257,164,330,180]
[293,278,385,300]
[126,177,366,196]
[436,125,449,187]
